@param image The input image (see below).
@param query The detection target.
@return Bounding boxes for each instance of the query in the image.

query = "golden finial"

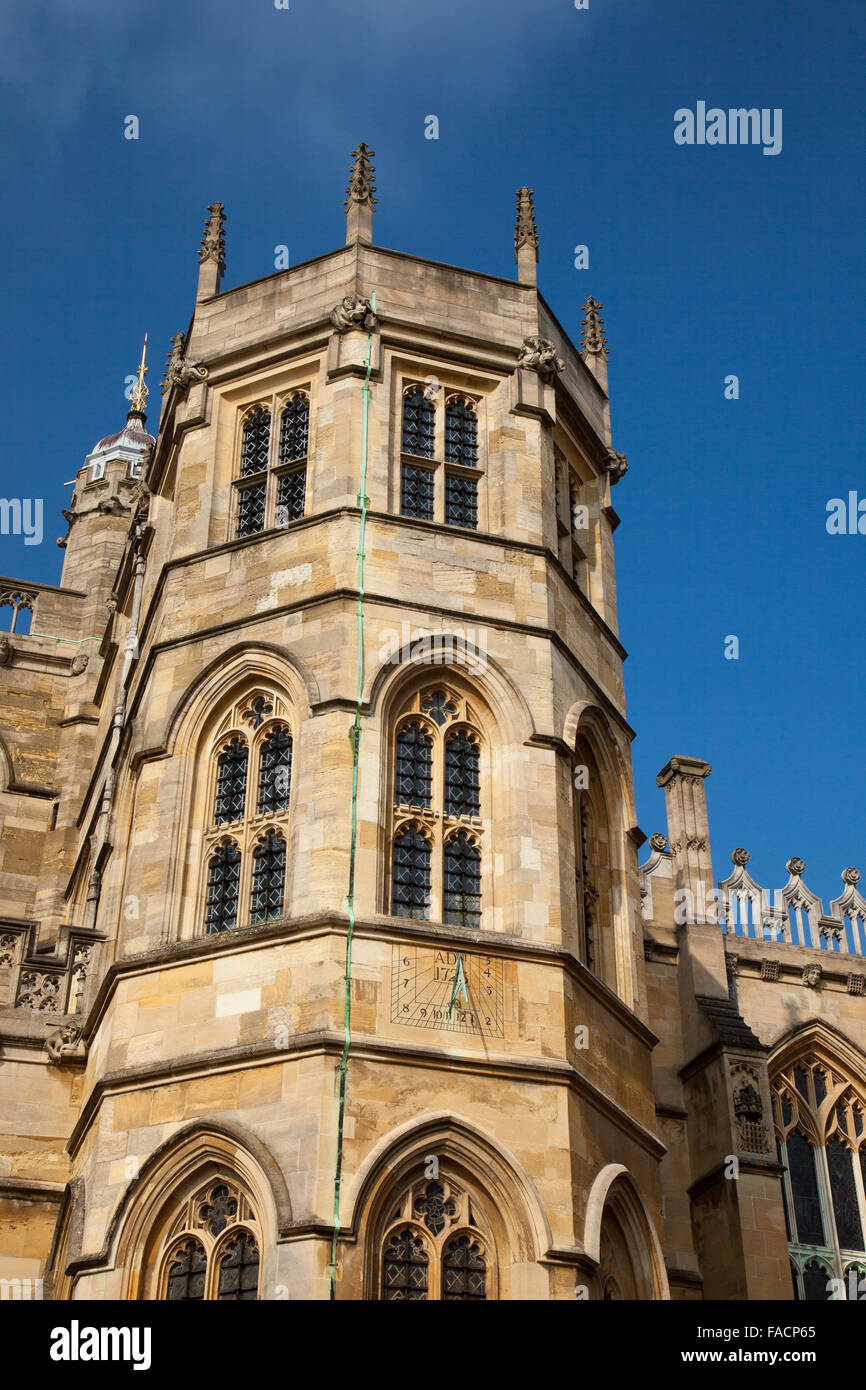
[130,334,149,413]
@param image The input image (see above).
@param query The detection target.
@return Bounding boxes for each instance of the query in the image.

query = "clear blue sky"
[0,0,862,908]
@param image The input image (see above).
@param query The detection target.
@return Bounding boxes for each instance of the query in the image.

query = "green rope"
[329,291,376,1300]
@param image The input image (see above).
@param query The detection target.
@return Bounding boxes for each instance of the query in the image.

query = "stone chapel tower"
[0,147,814,1302]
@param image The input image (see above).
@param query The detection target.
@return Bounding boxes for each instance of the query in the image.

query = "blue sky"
[0,0,862,907]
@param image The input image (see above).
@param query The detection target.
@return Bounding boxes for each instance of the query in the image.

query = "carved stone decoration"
[669,840,682,856]
[760,959,780,982]
[648,833,668,853]
[16,971,61,1012]
[801,963,823,989]
[579,297,609,360]
[725,952,740,978]
[847,974,865,996]
[686,837,707,851]
[643,938,654,962]
[514,186,538,261]
[0,636,10,666]
[787,857,806,876]
[198,202,226,270]
[0,933,18,967]
[605,448,628,484]
[731,848,750,867]
[344,143,377,209]
[731,1063,770,1153]
[330,295,377,334]
[161,332,209,394]
[45,1025,82,1064]
[842,867,861,886]
[517,336,564,381]
[70,654,89,676]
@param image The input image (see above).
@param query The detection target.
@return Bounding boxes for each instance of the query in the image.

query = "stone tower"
[0,150,672,1301]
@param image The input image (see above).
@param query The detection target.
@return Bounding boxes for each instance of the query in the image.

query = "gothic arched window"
[571,735,617,987]
[234,391,311,538]
[201,693,295,935]
[156,1178,261,1301]
[399,384,482,530]
[377,1172,493,1301]
[774,1056,866,1299]
[390,687,485,926]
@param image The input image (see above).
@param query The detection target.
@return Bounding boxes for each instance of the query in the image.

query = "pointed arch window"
[774,1057,866,1298]
[201,692,295,935]
[399,384,483,530]
[390,687,485,926]
[234,390,311,538]
[154,1178,261,1301]
[377,1172,494,1301]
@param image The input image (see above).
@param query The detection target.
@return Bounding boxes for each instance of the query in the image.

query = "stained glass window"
[240,407,271,476]
[402,388,435,458]
[401,463,434,520]
[442,1236,487,1300]
[413,1182,456,1236]
[166,1239,207,1301]
[257,728,292,814]
[421,690,456,726]
[217,1231,260,1301]
[444,473,478,529]
[382,1230,429,1300]
[276,468,306,524]
[787,1131,824,1247]
[198,1184,238,1237]
[827,1136,863,1250]
[445,398,478,466]
[204,842,242,934]
[444,732,480,817]
[395,722,433,806]
[214,739,248,825]
[392,824,431,919]
[443,833,481,929]
[279,395,309,463]
[801,1258,832,1302]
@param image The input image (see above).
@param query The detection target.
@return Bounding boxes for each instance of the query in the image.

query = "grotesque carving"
[45,1026,82,1064]
[802,963,823,989]
[605,448,628,484]
[517,336,564,381]
[648,832,668,853]
[330,295,377,334]
[161,333,209,394]
[0,635,10,666]
[70,654,89,677]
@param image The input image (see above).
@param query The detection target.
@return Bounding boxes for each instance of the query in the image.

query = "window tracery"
[390,687,484,927]
[773,1056,866,1299]
[234,392,310,538]
[157,1178,261,1301]
[379,1174,491,1301]
[201,689,294,934]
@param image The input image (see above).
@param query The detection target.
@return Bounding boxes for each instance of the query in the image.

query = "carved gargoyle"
[517,335,564,381]
[45,1026,82,1064]
[330,295,377,334]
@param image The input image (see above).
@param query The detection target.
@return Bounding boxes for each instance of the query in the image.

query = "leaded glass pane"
[444,731,480,817]
[402,389,435,458]
[827,1136,863,1250]
[401,463,434,520]
[394,722,432,806]
[257,728,292,814]
[250,831,286,923]
[580,805,594,973]
[444,399,478,466]
[443,832,481,929]
[198,1184,238,1237]
[214,739,248,824]
[217,1230,260,1301]
[276,468,306,524]
[814,1068,828,1107]
[279,395,309,463]
[802,1258,832,1301]
[444,473,478,529]
[413,1181,455,1236]
[787,1131,824,1246]
[392,825,431,920]
[794,1067,810,1101]
[205,843,241,934]
[382,1229,428,1300]
[236,481,266,537]
[240,407,271,476]
[166,1238,207,1301]
[442,1235,486,1301]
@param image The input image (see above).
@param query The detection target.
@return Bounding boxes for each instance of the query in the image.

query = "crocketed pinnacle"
[514,186,538,261]
[344,144,377,211]
[580,297,609,360]
[198,202,226,270]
